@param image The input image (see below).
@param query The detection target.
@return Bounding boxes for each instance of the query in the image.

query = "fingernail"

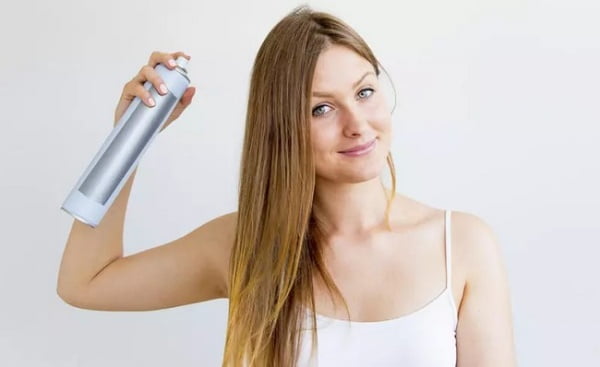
[168,59,176,67]
[148,97,155,106]
[159,84,168,94]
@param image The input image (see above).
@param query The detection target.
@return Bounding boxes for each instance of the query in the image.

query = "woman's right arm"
[56,51,234,311]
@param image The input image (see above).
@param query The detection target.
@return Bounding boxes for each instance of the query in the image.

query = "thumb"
[179,86,196,106]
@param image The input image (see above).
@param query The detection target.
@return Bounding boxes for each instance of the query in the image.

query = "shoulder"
[389,193,500,250]
[204,211,237,297]
[391,196,505,273]
[449,211,517,364]
[449,210,505,278]
[201,211,238,244]
[450,210,497,240]
[391,194,507,288]
[449,210,512,319]
[210,210,238,252]
[216,210,238,228]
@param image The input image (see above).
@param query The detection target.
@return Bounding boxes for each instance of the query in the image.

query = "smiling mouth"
[338,138,376,153]
[338,139,377,157]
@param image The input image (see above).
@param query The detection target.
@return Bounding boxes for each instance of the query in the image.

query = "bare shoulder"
[394,193,503,271]
[449,210,505,276]
[448,209,513,323]
[390,193,508,302]
[206,211,237,297]
[449,211,517,364]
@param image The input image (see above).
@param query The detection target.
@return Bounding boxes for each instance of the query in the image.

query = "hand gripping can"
[61,56,191,228]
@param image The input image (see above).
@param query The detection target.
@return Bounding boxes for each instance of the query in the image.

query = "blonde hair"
[223,5,397,366]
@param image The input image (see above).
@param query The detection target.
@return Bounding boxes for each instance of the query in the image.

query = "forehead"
[311,45,375,90]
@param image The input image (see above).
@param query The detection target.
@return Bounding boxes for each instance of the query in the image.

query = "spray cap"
[175,56,189,69]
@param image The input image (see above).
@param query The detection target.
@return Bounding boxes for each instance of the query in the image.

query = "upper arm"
[454,212,518,367]
[66,212,237,311]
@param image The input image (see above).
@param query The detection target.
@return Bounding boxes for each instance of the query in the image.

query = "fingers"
[132,64,168,98]
[127,81,157,107]
[124,51,192,107]
[147,51,190,69]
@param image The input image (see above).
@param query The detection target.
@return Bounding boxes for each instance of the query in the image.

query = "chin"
[317,158,387,184]
[315,142,391,183]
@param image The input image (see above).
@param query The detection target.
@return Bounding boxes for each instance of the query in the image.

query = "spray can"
[61,56,191,228]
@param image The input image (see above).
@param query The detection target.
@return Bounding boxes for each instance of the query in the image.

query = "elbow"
[56,285,76,307]
[56,284,86,309]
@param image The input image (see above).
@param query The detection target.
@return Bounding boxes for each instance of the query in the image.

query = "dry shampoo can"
[61,56,191,228]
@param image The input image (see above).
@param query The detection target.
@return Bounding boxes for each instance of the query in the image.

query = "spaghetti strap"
[444,210,453,290]
[296,209,460,365]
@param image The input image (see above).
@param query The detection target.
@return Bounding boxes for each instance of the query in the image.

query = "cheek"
[311,123,338,153]
[310,132,329,165]
[367,109,392,136]
[377,113,392,133]
[365,96,392,129]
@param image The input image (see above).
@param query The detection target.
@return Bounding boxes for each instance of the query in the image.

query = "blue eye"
[312,105,331,117]
[312,88,375,118]
[358,88,374,99]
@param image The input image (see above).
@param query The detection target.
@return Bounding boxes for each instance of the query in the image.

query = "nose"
[342,105,369,138]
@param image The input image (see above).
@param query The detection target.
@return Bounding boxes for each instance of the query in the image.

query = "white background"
[1,0,599,365]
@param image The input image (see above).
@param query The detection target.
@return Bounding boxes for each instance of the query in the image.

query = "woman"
[57,5,517,367]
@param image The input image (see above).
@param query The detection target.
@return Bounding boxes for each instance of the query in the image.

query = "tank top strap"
[444,210,453,290]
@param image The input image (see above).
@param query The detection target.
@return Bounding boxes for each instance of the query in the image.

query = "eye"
[312,104,331,117]
[358,87,375,99]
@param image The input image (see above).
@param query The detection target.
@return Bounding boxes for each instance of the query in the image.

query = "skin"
[63,49,515,366]
[308,44,517,366]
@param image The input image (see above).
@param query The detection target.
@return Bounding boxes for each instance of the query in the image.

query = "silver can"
[61,56,191,227]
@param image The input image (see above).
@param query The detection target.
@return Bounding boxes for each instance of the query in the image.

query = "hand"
[113,51,196,132]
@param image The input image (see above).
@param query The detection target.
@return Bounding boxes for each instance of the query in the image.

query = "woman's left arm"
[454,212,518,367]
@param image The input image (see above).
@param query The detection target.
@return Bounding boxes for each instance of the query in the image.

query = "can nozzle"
[175,56,189,69]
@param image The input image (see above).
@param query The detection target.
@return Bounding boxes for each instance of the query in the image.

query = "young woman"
[57,6,517,367]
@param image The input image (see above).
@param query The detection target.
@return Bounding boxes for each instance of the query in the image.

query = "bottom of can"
[60,206,97,228]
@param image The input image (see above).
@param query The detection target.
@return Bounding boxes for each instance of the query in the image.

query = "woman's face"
[310,44,392,184]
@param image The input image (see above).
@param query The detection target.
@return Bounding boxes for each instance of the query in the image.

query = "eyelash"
[312,88,375,117]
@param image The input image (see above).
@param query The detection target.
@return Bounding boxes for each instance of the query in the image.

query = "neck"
[313,176,391,236]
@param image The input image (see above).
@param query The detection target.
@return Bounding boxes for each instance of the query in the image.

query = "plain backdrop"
[1,0,599,366]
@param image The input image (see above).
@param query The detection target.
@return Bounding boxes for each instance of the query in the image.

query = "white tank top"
[296,210,458,367]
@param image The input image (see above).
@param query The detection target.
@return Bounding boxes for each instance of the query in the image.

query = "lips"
[339,139,376,153]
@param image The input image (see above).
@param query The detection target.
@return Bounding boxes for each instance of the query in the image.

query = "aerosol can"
[61,56,191,228]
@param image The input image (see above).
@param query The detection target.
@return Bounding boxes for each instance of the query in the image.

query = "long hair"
[222,5,397,366]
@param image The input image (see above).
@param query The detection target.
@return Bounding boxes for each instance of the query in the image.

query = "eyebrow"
[312,71,376,98]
